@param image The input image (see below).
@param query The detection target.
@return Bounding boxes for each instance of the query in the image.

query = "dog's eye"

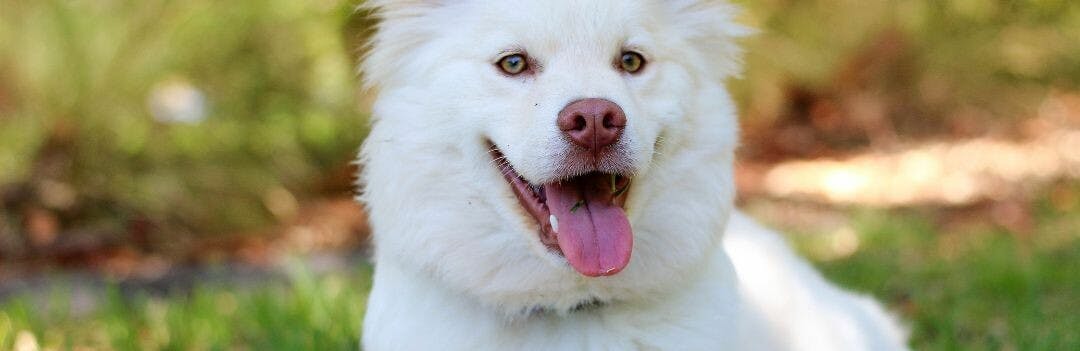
[498,54,529,75]
[619,51,646,74]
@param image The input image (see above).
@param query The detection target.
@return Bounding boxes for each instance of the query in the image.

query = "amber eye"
[619,51,645,73]
[498,54,528,75]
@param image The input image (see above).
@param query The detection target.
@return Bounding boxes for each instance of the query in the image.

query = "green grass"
[775,193,1080,350]
[1,264,372,350]
[3,201,1078,350]
[830,213,1077,350]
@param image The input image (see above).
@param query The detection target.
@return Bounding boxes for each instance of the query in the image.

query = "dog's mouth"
[489,143,633,277]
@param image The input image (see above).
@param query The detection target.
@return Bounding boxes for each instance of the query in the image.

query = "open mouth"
[489,143,633,277]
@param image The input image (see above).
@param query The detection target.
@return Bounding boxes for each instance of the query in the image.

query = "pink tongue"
[545,174,632,277]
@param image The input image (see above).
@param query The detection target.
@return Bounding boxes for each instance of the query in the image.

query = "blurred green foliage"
[733,0,1080,136]
[3,0,1080,243]
[0,0,368,243]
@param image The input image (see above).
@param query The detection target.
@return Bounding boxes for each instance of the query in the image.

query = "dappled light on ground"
[740,94,1080,207]
[758,127,1080,206]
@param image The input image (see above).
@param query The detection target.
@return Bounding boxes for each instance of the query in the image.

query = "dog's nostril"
[602,113,615,129]
[573,115,587,131]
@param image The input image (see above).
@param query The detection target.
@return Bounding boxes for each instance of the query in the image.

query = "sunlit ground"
[759,117,1080,206]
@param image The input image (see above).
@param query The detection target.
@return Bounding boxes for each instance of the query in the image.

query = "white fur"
[358,1,908,349]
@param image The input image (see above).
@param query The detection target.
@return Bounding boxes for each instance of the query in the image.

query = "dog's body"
[359,1,908,350]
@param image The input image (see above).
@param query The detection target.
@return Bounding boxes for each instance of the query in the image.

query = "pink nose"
[557,99,626,151]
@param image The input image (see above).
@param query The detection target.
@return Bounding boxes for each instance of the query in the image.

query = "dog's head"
[360,0,747,315]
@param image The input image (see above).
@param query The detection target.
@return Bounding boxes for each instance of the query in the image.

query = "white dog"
[358,1,908,350]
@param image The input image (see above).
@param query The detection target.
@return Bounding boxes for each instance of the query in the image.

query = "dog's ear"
[663,0,752,78]
[359,0,446,90]
[362,0,444,21]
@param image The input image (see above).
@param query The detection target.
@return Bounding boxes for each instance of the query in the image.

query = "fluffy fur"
[357,1,909,349]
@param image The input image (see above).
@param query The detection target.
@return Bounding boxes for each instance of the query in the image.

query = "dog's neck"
[522,297,608,318]
[364,247,754,349]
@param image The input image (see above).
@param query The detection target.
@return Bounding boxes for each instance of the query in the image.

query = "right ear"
[359,0,446,90]
[361,0,444,22]
[661,0,752,80]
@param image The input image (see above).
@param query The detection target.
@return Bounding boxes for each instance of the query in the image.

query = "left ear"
[361,0,445,22]
[663,0,753,78]
[359,0,448,90]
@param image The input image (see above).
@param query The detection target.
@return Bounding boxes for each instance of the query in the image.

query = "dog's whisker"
[488,155,509,166]
[491,159,513,171]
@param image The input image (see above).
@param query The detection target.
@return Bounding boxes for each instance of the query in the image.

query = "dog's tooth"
[549,215,559,233]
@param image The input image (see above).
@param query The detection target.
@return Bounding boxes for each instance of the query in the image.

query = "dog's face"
[362,0,746,314]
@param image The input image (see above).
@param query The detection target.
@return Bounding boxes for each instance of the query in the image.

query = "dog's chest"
[363,283,744,351]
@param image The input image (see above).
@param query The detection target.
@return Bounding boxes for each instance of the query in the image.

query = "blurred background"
[0,0,1077,349]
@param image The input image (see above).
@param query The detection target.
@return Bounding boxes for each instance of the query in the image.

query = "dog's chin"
[487,141,637,278]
